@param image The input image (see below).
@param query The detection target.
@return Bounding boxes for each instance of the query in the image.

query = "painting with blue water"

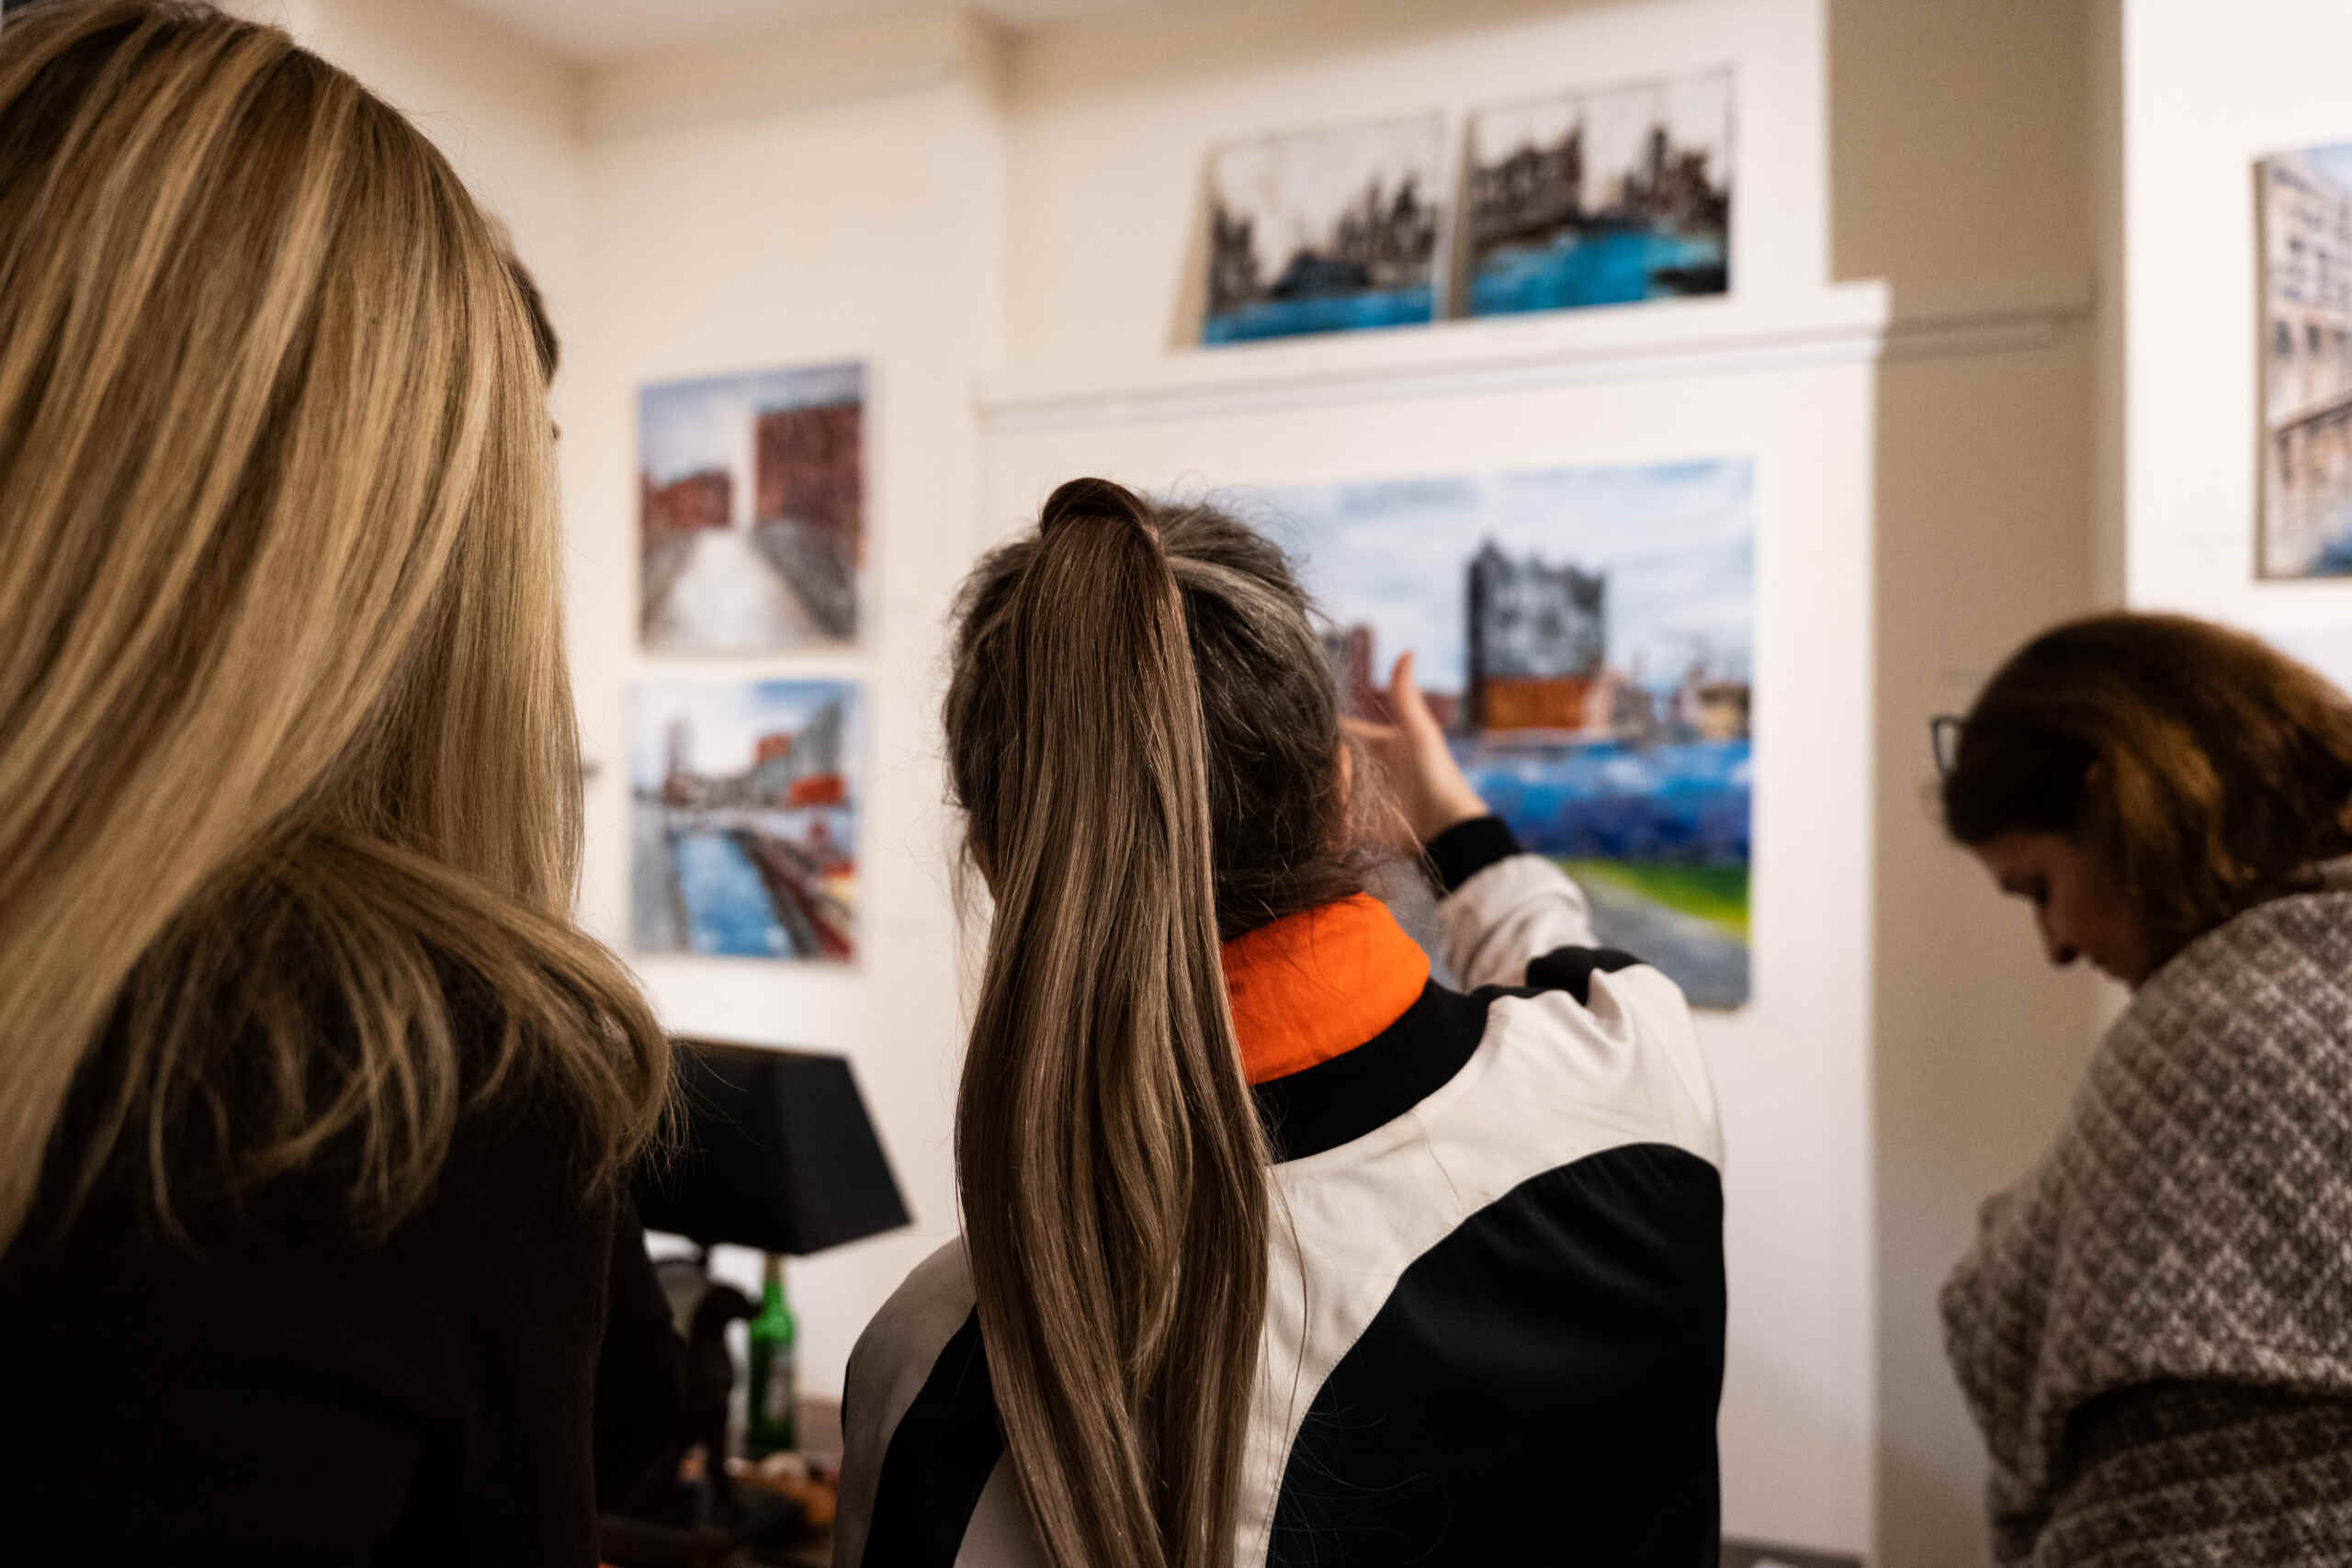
[1257,460,1755,1008]
[1464,70,1732,319]
[628,680,861,963]
[1201,112,1446,345]
[2258,142,2352,578]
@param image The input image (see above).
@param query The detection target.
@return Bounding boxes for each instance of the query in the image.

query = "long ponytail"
[945,479,1273,1568]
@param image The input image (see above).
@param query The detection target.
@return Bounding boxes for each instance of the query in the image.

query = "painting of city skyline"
[639,361,864,651]
[1202,112,1447,344]
[2258,142,2352,577]
[1464,70,1733,318]
[629,681,860,963]
[1260,459,1755,1009]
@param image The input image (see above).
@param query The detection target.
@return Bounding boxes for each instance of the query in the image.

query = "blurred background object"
[605,1038,908,1566]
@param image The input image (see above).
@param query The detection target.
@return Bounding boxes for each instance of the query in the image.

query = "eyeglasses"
[1929,715,1964,780]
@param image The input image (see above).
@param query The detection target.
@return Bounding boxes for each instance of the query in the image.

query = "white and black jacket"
[832,818,1727,1567]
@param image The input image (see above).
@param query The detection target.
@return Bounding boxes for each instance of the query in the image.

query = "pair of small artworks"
[1203,68,1733,344]
[632,361,867,963]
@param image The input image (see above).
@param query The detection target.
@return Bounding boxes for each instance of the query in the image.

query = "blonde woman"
[835,480,1725,1568]
[0,5,673,1561]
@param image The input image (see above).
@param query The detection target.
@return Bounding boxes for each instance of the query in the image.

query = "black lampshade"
[637,1037,910,1256]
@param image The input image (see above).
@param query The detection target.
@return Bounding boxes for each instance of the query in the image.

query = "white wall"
[993,0,1889,1549]
[1005,0,1830,369]
[995,6,2106,1560]
[242,3,2118,1559]
[986,339,1881,1551]
[2104,0,2352,693]
[242,0,1004,1402]
[1866,342,2101,1568]
[1825,5,2107,1564]
[570,40,1009,1399]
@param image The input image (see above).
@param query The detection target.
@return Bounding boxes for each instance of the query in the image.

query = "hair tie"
[1039,477,1157,541]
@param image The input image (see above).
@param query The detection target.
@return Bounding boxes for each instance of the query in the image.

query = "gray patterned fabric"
[1941,863,2352,1565]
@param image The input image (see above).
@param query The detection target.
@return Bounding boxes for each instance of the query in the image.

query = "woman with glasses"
[1934,612,2352,1565]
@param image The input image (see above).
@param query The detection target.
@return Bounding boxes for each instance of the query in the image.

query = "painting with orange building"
[1260,459,1754,1007]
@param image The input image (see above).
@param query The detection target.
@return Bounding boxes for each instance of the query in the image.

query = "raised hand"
[1341,650,1491,852]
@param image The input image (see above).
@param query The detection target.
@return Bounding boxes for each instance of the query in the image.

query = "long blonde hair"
[0,1,667,1250]
[944,479,1371,1568]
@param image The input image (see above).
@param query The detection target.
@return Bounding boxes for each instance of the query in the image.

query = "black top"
[0,1072,681,1563]
[834,820,1726,1568]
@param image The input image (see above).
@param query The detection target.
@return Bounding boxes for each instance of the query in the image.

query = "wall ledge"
[978,278,2090,433]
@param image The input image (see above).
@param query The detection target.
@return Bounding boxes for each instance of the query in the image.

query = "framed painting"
[1260,459,1755,1008]
[628,680,860,963]
[2258,142,2352,577]
[639,361,865,650]
[1464,70,1732,318]
[1201,112,1447,344]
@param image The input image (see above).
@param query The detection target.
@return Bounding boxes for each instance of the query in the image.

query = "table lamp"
[639,1037,911,1259]
[633,1037,910,1482]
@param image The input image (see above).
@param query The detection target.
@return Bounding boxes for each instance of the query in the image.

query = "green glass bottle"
[745,1253,797,1458]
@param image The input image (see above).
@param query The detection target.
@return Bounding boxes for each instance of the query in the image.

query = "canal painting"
[1464,70,1732,318]
[639,361,864,651]
[2259,142,2352,577]
[1261,459,1755,1008]
[1201,112,1446,344]
[629,681,859,963]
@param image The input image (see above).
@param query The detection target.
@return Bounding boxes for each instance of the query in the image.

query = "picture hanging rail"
[638,360,866,651]
[1194,68,1734,347]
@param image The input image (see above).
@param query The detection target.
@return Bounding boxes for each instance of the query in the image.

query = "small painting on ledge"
[1464,69,1733,319]
[1200,112,1447,345]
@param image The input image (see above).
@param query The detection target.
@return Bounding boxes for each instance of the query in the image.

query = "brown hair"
[0,2,667,1249]
[944,479,1368,1568]
[1941,610,2352,962]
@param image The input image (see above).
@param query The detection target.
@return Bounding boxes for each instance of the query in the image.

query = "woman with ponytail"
[0,6,673,1561]
[835,480,1726,1567]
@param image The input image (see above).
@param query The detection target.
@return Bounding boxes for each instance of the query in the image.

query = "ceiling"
[444,0,1220,65]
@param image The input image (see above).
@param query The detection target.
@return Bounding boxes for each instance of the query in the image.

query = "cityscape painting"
[1202,112,1447,344]
[1261,459,1755,1008]
[639,361,864,651]
[629,680,859,963]
[2258,142,2352,577]
[1464,70,1732,318]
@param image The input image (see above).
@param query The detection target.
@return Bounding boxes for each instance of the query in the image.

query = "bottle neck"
[759,1252,790,1325]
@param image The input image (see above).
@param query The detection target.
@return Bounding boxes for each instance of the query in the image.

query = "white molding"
[978,280,2091,434]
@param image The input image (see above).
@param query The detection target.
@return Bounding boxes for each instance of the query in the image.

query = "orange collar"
[1222,893,1430,1086]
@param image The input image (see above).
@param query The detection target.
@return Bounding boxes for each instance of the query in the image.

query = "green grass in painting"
[1556,859,1751,940]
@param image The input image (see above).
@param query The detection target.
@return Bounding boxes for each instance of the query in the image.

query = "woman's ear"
[1335,738,1354,815]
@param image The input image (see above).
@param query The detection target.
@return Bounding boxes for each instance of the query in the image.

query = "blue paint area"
[1464,738,1749,864]
[673,830,789,957]
[2300,496,2352,576]
[1203,286,1435,344]
[2309,536,2352,576]
[1469,230,1726,316]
